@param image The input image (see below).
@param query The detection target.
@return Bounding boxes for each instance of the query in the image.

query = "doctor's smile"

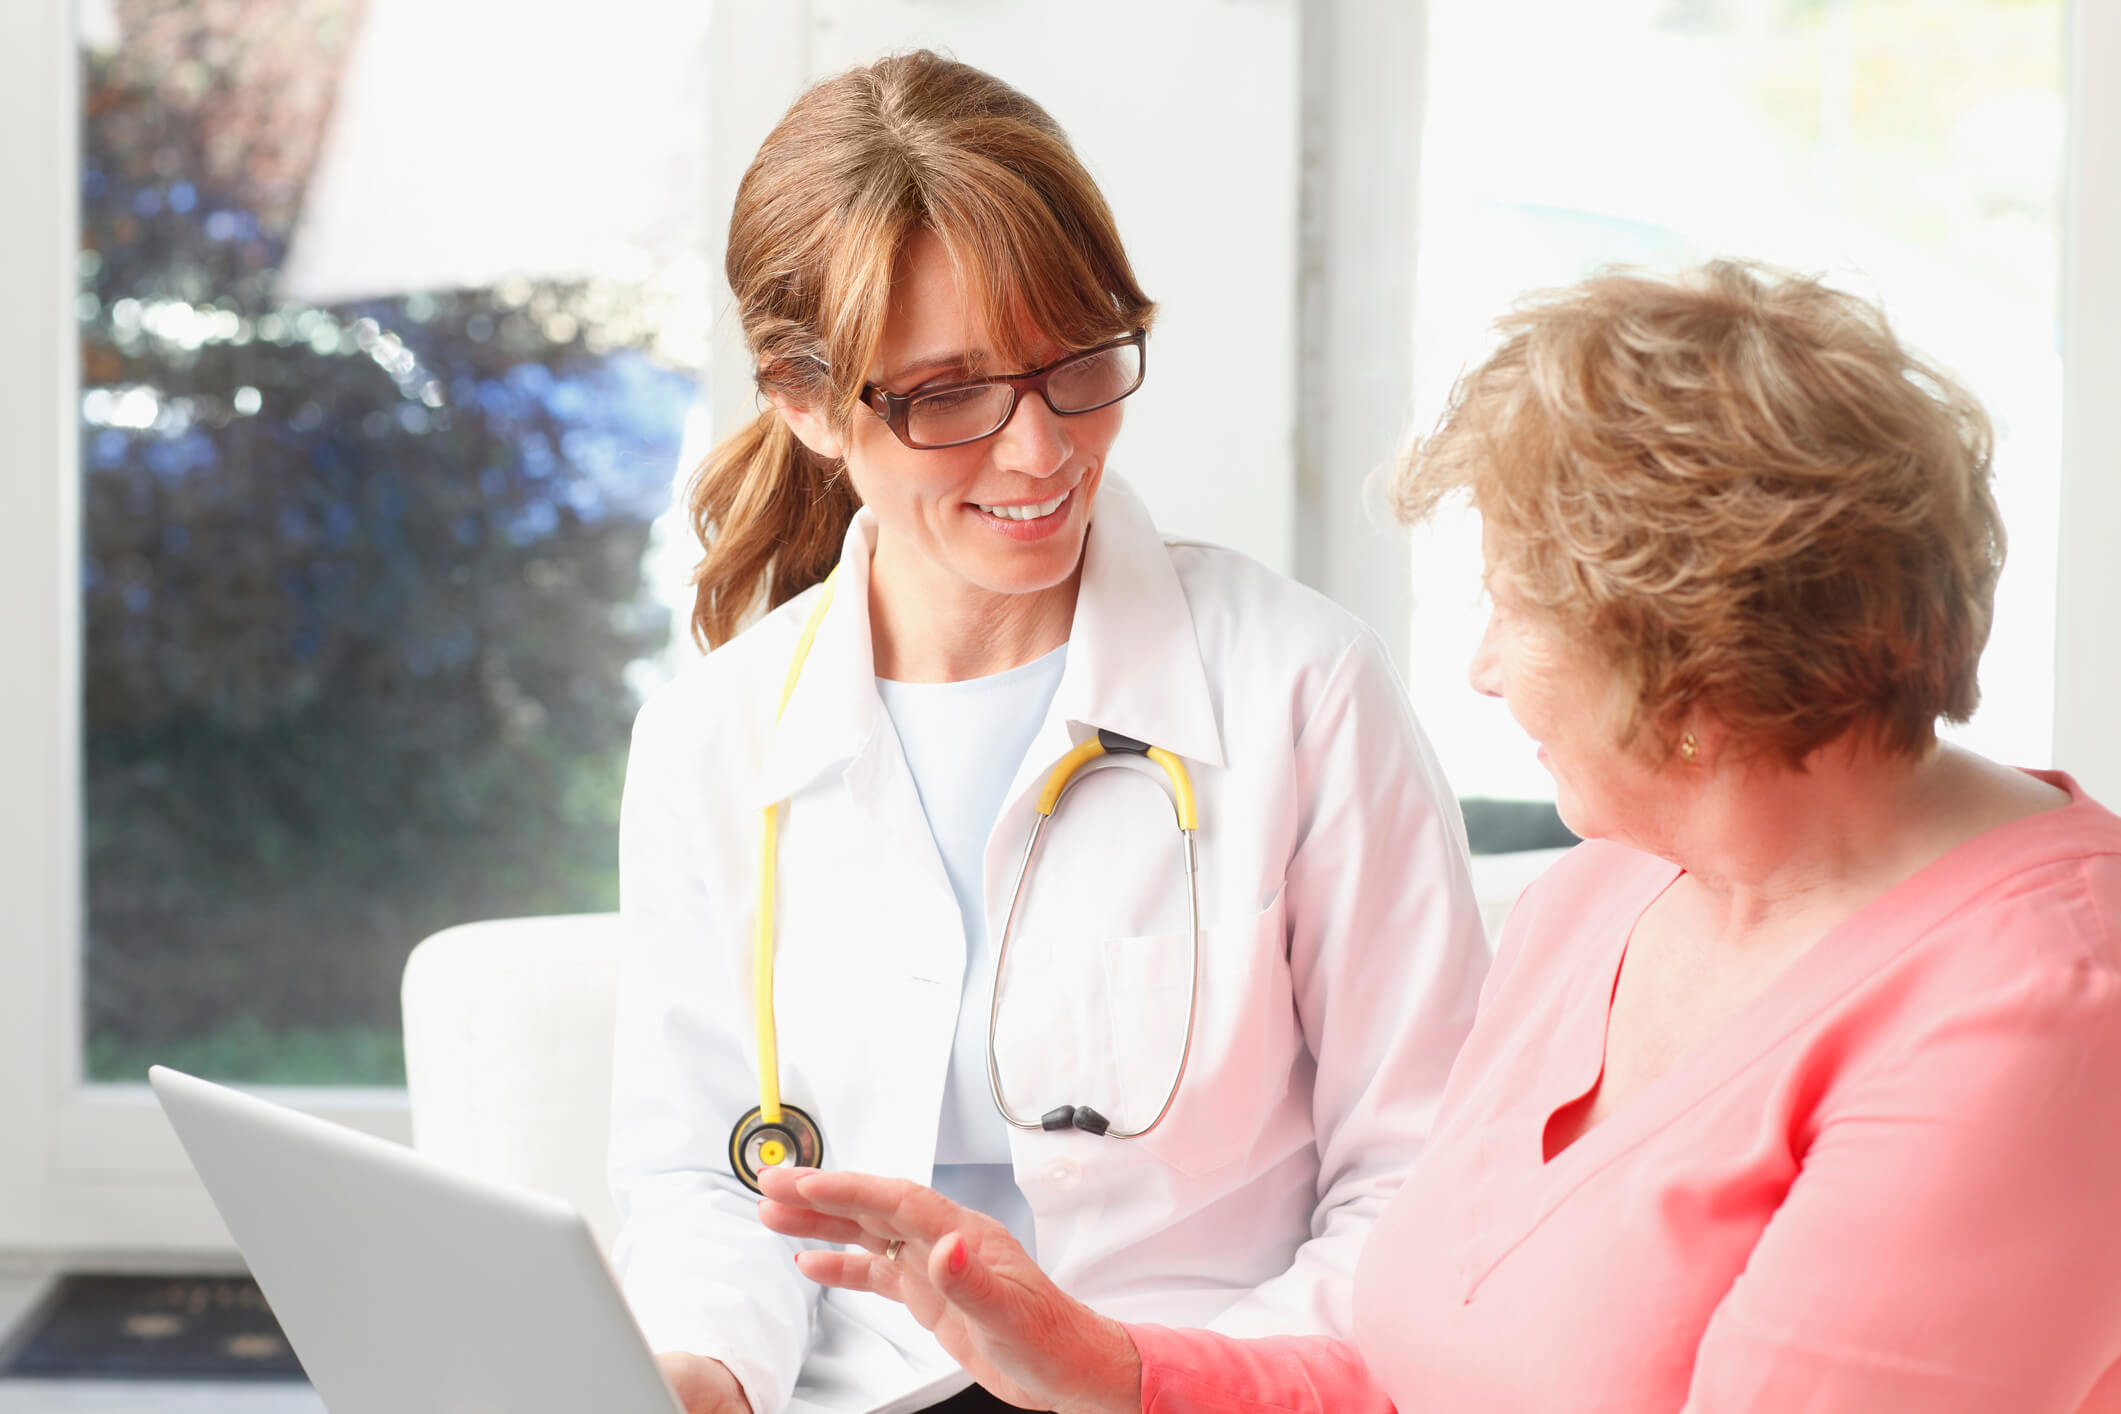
[972,491,1070,522]
[968,487,1076,540]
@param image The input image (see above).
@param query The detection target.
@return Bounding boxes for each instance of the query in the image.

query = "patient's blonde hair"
[1396,260,2003,767]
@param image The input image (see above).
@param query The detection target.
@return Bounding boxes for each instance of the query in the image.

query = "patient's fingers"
[756,1198,872,1249]
[794,1248,903,1300]
[784,1169,961,1243]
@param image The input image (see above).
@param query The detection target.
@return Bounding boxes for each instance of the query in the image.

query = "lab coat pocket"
[1099,887,1293,1178]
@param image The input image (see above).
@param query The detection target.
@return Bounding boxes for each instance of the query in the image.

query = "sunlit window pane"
[1410,0,2063,804]
[79,0,707,1084]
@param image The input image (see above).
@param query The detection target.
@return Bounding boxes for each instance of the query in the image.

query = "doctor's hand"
[653,1352,753,1414]
[756,1168,1141,1414]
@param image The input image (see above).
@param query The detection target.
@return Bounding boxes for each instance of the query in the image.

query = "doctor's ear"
[764,385,847,463]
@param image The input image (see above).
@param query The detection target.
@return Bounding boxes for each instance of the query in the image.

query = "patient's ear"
[767,390,845,462]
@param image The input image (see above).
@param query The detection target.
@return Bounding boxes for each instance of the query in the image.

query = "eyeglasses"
[849,331,1147,450]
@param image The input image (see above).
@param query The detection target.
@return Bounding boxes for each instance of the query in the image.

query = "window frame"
[2056,0,2121,806]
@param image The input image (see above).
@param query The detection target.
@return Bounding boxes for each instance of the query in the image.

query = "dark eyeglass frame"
[840,330,1148,451]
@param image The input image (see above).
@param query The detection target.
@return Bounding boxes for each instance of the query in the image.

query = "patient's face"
[1469,530,1672,847]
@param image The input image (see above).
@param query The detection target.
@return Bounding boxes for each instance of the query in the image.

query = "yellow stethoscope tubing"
[989,735,1201,1138]
[1035,735,1199,832]
[754,569,841,1127]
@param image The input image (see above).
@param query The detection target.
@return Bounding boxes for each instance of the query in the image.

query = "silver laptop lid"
[150,1065,682,1414]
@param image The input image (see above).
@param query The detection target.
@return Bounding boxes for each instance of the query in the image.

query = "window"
[1409,0,2064,804]
[77,0,710,1084]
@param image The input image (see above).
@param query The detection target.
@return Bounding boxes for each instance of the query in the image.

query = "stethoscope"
[729,569,1202,1192]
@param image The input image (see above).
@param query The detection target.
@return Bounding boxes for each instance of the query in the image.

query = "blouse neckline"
[1470,769,2116,1289]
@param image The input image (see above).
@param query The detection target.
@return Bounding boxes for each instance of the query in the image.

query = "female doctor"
[607,50,1490,1414]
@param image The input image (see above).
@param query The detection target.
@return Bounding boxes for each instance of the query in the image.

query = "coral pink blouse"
[1131,773,2121,1412]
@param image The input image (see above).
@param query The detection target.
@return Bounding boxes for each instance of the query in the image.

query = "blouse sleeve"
[1682,864,2121,1411]
[1128,1324,1395,1414]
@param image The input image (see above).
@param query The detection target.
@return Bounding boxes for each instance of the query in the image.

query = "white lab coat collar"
[1053,477,1224,768]
[749,475,1224,810]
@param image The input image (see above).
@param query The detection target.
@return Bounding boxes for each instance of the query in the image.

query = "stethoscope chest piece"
[728,1103,824,1193]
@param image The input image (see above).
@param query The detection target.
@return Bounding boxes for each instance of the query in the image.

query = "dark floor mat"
[0,1273,308,1381]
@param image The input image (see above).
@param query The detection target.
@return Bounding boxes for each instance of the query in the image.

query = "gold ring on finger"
[884,1239,905,1262]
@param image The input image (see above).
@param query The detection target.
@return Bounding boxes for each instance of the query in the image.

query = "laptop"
[149,1065,685,1414]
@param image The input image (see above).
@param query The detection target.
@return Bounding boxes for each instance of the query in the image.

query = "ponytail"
[684,408,859,650]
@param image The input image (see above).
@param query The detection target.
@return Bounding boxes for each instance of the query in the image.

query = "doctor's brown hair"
[684,51,1156,649]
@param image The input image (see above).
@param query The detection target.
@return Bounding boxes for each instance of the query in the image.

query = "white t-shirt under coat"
[875,642,1068,1255]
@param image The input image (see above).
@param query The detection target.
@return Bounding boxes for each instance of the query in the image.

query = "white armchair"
[400,913,628,1251]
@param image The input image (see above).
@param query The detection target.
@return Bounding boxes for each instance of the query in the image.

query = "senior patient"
[757,262,2121,1412]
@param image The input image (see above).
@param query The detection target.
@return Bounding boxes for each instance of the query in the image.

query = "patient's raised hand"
[756,1167,1140,1414]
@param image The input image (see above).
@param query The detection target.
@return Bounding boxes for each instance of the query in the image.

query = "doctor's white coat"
[608,477,1489,1414]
